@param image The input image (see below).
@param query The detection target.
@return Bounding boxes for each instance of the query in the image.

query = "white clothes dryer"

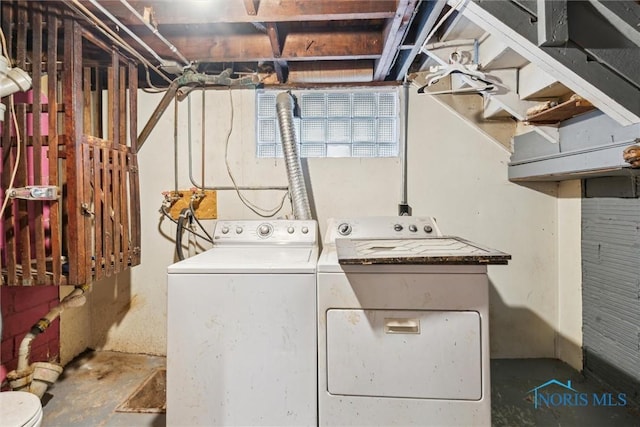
[317,216,510,426]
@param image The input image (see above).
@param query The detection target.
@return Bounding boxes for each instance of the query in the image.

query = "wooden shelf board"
[527,98,595,124]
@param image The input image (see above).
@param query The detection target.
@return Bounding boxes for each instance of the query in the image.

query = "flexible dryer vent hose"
[276,92,312,220]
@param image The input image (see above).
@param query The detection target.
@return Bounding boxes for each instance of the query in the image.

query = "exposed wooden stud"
[31,4,48,284]
[112,149,121,273]
[16,104,32,285]
[47,7,62,286]
[119,66,127,146]
[64,18,88,284]
[15,3,31,285]
[102,146,112,277]
[92,144,104,280]
[119,150,129,268]
[243,0,260,16]
[128,62,141,266]
[266,23,282,57]
[266,23,288,83]
[83,68,93,134]
[374,0,418,80]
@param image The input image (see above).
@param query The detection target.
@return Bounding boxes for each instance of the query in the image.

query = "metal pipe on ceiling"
[87,0,167,65]
[119,0,191,68]
[64,0,173,84]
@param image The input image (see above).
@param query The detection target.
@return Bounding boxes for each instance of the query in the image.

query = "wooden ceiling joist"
[242,0,260,16]
[266,22,288,83]
[374,0,418,80]
[97,0,398,25]
[128,31,383,63]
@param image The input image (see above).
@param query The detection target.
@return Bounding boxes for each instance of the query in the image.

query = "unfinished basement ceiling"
[69,0,445,86]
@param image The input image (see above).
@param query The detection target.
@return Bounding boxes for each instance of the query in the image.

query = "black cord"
[160,205,212,242]
[175,208,190,261]
[189,200,213,242]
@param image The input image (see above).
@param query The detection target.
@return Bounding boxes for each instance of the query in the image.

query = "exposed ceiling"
[69,0,448,86]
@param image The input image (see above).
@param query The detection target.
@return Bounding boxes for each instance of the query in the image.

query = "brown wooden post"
[47,7,62,286]
[64,18,88,285]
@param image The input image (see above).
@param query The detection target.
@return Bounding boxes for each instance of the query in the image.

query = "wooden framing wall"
[0,1,141,286]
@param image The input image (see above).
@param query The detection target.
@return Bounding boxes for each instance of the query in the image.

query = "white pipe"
[119,0,191,67]
[64,0,173,84]
[15,286,88,373]
[87,0,168,65]
[276,92,312,220]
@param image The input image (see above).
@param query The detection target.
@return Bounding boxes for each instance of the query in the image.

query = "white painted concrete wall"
[61,88,578,361]
[407,94,559,358]
[556,180,583,370]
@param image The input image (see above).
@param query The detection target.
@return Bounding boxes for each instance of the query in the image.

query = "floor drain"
[116,368,166,413]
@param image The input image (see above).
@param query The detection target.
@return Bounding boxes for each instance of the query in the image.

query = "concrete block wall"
[1,286,60,374]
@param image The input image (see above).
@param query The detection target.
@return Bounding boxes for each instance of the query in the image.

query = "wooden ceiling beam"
[93,0,397,24]
[242,0,260,16]
[266,23,288,83]
[373,0,418,81]
[126,31,383,63]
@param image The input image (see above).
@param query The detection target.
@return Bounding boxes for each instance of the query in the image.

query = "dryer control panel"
[214,220,318,245]
[325,216,442,244]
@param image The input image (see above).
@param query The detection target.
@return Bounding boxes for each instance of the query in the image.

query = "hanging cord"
[175,208,191,260]
[223,89,289,217]
[160,204,212,242]
[173,96,179,193]
[0,27,23,220]
[201,86,206,189]
[189,199,212,242]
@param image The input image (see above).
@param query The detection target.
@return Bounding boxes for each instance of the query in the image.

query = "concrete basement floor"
[40,352,639,426]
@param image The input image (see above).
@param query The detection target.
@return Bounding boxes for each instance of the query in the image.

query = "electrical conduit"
[276,92,312,220]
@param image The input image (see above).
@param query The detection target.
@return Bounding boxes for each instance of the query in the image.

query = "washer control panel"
[214,220,317,245]
[327,216,442,244]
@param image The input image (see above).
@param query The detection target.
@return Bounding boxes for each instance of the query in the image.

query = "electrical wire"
[64,0,173,85]
[223,88,289,217]
[0,27,23,221]
[189,200,213,242]
[160,204,212,242]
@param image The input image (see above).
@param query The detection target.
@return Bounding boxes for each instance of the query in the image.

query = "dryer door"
[326,309,482,400]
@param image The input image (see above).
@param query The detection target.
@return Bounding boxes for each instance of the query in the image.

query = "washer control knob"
[221,226,230,234]
[424,225,433,234]
[301,226,309,234]
[409,224,418,232]
[287,226,295,234]
[338,223,352,236]
[235,226,243,234]
[258,224,272,237]
[394,224,403,232]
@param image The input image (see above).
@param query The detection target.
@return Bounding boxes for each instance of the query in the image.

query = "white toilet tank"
[0,391,43,427]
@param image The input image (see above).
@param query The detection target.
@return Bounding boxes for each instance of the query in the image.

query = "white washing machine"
[167,219,318,427]
[317,217,510,427]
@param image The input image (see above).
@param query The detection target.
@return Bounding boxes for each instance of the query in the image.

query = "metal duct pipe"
[119,0,191,68]
[276,92,312,220]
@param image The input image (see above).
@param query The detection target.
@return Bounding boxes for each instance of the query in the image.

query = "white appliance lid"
[336,237,511,265]
[168,246,317,274]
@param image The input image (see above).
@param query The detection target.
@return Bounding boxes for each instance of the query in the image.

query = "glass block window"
[256,88,399,158]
